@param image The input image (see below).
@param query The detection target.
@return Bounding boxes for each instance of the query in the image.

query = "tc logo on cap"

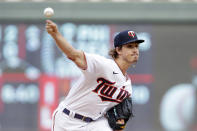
[128,31,135,38]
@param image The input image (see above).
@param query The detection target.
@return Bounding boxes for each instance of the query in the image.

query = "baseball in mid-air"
[43,7,54,18]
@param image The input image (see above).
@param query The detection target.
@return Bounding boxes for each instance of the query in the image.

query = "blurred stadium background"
[0,0,197,131]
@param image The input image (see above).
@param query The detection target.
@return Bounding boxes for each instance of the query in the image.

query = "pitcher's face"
[119,43,139,64]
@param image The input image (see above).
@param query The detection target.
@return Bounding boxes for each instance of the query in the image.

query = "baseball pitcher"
[45,20,145,131]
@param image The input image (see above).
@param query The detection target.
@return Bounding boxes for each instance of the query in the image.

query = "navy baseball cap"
[114,30,145,47]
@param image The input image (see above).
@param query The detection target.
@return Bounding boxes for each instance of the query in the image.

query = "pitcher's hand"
[45,20,59,36]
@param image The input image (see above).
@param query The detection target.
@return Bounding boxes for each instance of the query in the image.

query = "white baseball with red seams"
[43,7,54,18]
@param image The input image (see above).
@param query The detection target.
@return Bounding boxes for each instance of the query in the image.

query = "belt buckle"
[69,111,75,118]
[82,116,86,121]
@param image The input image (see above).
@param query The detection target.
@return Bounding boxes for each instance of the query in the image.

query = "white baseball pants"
[51,108,113,131]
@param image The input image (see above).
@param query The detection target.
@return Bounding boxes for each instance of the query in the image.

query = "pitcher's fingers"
[46,28,54,33]
[46,19,53,24]
[45,22,53,27]
[45,25,52,30]
[46,20,56,28]
[46,27,53,31]
[46,23,56,29]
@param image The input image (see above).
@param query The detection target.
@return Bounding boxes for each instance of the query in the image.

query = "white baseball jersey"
[61,52,132,120]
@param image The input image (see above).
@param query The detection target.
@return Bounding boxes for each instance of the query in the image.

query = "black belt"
[63,108,93,123]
